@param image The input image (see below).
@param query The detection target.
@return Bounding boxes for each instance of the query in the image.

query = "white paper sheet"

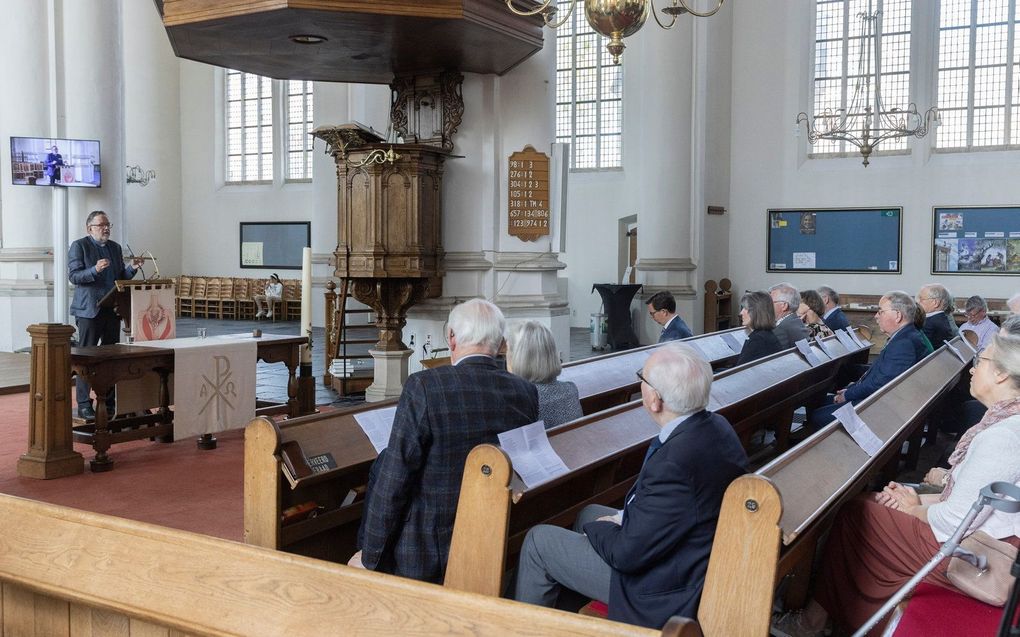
[721,332,743,353]
[944,340,968,363]
[794,339,823,367]
[497,421,570,489]
[694,336,735,361]
[835,329,858,351]
[354,406,398,454]
[846,328,866,348]
[792,252,816,269]
[814,337,835,359]
[834,403,883,457]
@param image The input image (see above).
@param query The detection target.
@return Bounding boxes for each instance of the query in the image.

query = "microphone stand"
[853,482,1020,637]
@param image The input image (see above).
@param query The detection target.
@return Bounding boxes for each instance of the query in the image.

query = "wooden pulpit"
[99,279,175,339]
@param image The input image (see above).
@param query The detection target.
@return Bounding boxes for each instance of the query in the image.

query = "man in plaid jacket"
[355,298,539,583]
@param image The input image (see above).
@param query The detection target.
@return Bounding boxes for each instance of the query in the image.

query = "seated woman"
[736,291,783,366]
[796,289,832,338]
[772,332,1020,637]
[506,321,582,429]
[254,273,283,319]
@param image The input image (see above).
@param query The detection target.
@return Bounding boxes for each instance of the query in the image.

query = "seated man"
[818,285,850,332]
[917,283,956,349]
[354,298,538,583]
[808,291,928,429]
[514,342,748,629]
[770,282,810,349]
[647,291,692,342]
[959,295,998,352]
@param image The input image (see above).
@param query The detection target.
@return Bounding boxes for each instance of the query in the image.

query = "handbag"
[946,530,1018,607]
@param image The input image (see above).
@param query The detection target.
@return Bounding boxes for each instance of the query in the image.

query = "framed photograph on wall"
[239,222,310,270]
[766,207,902,274]
[931,206,1020,275]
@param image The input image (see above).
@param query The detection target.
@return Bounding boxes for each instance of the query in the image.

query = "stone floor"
[178,319,599,409]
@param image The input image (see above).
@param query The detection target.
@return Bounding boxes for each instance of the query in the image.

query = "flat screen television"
[10,137,101,188]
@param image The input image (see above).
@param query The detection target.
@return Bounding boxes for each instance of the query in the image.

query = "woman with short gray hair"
[506,321,583,429]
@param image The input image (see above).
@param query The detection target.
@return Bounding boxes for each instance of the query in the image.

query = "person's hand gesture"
[95,258,110,273]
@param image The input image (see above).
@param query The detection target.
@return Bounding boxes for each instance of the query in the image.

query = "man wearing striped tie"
[514,342,748,629]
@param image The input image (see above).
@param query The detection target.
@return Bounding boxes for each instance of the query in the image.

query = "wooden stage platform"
[0,352,29,395]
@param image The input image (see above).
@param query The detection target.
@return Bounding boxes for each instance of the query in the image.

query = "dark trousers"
[75,308,120,408]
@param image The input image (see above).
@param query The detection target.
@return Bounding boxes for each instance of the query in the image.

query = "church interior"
[1,0,1019,635]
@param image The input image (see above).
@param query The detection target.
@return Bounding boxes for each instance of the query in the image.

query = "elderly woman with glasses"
[772,331,1020,637]
[506,321,583,429]
[735,291,783,366]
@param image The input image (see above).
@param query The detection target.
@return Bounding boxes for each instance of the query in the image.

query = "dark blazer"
[584,410,748,629]
[922,312,955,350]
[659,315,693,342]
[736,328,783,366]
[844,326,928,403]
[773,313,809,349]
[68,236,136,319]
[360,356,538,583]
[822,307,850,332]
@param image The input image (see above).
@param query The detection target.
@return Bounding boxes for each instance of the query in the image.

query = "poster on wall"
[931,206,1020,275]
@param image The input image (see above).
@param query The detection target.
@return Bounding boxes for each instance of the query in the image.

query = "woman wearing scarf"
[772,332,1020,637]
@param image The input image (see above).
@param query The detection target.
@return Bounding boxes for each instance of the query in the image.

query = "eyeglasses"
[965,309,984,319]
[89,223,112,229]
[875,307,895,315]
[635,369,661,396]
[648,308,662,317]
[975,355,996,368]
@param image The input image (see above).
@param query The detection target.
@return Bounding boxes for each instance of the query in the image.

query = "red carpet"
[0,392,245,541]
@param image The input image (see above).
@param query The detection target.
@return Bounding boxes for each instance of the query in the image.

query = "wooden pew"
[244,326,757,560]
[560,327,747,415]
[682,336,974,636]
[0,493,679,637]
[443,332,873,597]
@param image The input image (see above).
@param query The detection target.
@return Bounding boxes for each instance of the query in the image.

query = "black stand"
[592,284,642,351]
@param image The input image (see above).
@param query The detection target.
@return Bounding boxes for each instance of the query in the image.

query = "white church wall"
[729,1,1020,306]
[122,0,183,279]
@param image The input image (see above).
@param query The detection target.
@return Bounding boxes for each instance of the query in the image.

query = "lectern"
[99,278,175,339]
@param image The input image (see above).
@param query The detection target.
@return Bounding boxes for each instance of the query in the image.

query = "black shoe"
[77,404,96,420]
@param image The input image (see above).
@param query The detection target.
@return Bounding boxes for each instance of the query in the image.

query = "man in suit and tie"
[514,342,748,629]
[808,291,928,428]
[646,291,693,342]
[770,282,810,349]
[917,283,957,349]
[353,298,538,583]
[818,285,851,332]
[68,210,144,420]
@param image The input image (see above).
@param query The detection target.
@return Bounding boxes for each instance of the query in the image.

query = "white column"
[629,20,701,343]
[406,41,571,370]
[0,0,58,349]
[60,0,126,234]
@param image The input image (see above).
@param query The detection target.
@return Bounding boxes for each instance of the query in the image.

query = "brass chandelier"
[506,0,726,64]
[796,3,939,166]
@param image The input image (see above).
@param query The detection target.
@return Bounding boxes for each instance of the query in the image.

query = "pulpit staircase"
[324,280,376,396]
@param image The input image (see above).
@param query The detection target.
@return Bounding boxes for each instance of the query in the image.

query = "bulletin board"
[932,206,1020,275]
[239,222,310,270]
[766,207,902,274]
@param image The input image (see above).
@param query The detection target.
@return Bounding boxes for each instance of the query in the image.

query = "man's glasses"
[89,223,112,229]
[635,369,661,396]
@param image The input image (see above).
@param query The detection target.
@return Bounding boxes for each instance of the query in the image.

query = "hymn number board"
[507,146,550,241]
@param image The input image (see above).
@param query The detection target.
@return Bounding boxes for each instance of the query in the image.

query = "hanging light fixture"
[505,0,725,65]
[796,1,939,166]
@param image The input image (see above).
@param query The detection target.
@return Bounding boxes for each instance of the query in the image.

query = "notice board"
[766,207,902,274]
[932,206,1020,275]
[239,222,310,270]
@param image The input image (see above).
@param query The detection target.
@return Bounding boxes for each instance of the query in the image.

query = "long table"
[70,333,308,471]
